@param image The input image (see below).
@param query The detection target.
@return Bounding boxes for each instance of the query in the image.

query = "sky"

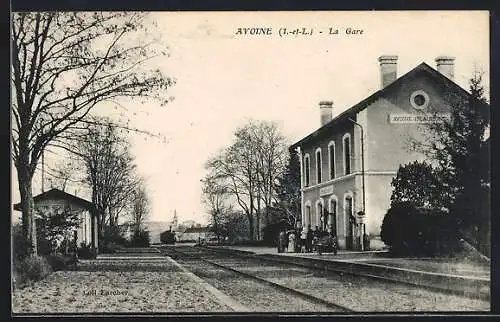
[11,11,490,225]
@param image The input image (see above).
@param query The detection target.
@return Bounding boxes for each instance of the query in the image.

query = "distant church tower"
[172,210,178,231]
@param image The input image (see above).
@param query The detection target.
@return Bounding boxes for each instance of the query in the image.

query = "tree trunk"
[17,164,37,255]
[247,212,254,240]
[256,198,261,240]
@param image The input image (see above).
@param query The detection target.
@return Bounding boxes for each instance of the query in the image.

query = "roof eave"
[290,62,487,150]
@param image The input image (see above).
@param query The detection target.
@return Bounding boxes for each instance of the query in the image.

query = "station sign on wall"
[388,113,451,124]
[319,186,334,196]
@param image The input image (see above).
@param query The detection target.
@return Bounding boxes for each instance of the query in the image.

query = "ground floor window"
[329,198,337,234]
[345,195,354,249]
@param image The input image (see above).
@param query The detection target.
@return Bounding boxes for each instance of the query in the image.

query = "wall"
[302,175,359,249]
[34,198,92,246]
[360,71,454,236]
[301,122,356,188]
[364,173,394,236]
[365,72,452,171]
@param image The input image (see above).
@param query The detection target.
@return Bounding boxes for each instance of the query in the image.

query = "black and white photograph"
[10,10,491,315]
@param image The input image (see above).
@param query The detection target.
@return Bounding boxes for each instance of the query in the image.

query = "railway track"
[158,245,355,312]
[200,246,490,301]
[155,245,489,312]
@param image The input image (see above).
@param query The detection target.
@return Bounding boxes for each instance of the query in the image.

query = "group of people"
[277,225,337,254]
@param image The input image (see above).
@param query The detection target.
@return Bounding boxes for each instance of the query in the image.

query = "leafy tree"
[381,202,457,256]
[35,205,81,254]
[390,161,450,210]
[11,12,173,254]
[410,71,490,250]
[224,211,250,242]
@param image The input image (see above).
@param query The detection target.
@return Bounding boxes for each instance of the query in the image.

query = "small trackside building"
[290,55,477,250]
[14,188,98,252]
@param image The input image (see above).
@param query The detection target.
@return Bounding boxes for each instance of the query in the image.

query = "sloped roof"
[13,188,93,212]
[290,62,488,150]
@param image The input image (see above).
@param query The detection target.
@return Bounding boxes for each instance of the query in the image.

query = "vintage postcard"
[11,11,490,315]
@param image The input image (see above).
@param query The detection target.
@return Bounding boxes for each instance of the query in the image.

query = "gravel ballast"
[222,258,490,312]
[12,259,231,313]
[175,259,343,312]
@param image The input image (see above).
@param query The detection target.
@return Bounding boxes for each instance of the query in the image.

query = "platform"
[204,245,490,300]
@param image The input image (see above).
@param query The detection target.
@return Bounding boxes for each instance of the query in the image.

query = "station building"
[290,55,475,250]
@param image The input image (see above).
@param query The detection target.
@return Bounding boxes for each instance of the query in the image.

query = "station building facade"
[290,55,471,250]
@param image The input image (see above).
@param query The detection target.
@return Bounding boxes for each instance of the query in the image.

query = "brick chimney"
[378,55,398,88]
[435,56,455,80]
[319,101,333,126]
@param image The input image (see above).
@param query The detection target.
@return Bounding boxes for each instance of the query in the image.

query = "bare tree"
[201,173,232,242]
[11,12,173,253]
[206,144,258,240]
[65,119,139,240]
[45,158,82,192]
[252,121,288,237]
[275,150,302,228]
[204,120,288,240]
[130,180,150,233]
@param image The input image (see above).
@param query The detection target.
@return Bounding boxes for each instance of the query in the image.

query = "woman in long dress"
[288,231,296,253]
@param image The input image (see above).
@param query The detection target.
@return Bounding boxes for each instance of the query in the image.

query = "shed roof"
[13,188,93,212]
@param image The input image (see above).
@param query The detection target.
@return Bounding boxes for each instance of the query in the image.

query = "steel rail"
[158,246,355,313]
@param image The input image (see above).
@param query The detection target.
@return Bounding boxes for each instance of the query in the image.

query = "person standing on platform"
[306,225,313,253]
[288,230,296,253]
[278,229,286,253]
[300,229,307,253]
[295,229,301,252]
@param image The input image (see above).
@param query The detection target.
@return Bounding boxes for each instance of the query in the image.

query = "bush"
[77,243,97,259]
[46,254,77,271]
[12,224,31,262]
[15,255,52,288]
[100,241,122,254]
[381,202,460,257]
[160,230,175,244]
[262,222,290,247]
[130,229,150,247]
[100,225,128,248]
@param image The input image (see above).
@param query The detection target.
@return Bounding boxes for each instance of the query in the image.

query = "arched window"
[329,195,338,234]
[343,133,352,175]
[328,141,336,180]
[315,199,323,230]
[344,192,354,244]
[304,154,310,187]
[315,148,322,184]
